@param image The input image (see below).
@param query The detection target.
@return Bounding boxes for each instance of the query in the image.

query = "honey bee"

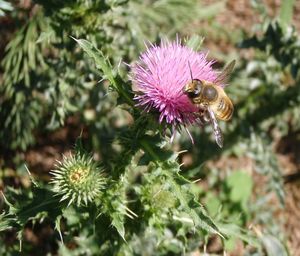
[183,60,235,148]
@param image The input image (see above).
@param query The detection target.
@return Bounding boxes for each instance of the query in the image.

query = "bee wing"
[213,60,236,85]
[207,107,224,148]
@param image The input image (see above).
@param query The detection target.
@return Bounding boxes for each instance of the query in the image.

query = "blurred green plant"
[0,0,13,16]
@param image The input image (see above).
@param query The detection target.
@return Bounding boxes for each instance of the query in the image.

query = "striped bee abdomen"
[215,97,233,121]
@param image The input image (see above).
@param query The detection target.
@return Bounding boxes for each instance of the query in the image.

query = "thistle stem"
[139,139,161,162]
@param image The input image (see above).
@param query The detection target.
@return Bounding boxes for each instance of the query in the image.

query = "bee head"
[184,79,203,99]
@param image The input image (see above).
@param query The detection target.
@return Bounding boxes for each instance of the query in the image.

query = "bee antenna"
[188,61,194,81]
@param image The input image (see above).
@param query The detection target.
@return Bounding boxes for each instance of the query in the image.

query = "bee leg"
[197,108,210,125]
[207,107,224,148]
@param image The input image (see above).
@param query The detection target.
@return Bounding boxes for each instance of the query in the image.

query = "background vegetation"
[0,0,299,255]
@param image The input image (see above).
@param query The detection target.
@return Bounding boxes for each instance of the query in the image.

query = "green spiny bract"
[50,152,106,207]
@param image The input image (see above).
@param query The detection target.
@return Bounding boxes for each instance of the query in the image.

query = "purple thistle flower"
[131,39,218,139]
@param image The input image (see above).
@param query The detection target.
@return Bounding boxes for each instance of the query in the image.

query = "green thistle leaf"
[72,37,115,87]
[102,177,131,241]
[167,174,222,237]
[0,212,13,232]
[111,212,126,241]
[72,37,134,106]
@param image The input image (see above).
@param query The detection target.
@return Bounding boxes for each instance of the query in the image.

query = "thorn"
[177,150,188,155]
[179,162,185,168]
[0,191,14,208]
[124,212,135,219]
[97,77,105,83]
[69,35,78,42]
[24,164,39,187]
[125,206,138,218]
[19,239,22,252]
[192,178,201,183]
[123,61,131,67]
[58,229,64,244]
[203,244,207,254]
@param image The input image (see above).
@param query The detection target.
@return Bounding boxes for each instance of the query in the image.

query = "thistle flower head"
[131,39,218,129]
[50,153,106,207]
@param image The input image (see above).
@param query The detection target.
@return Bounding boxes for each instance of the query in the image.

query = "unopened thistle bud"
[50,153,106,207]
[150,184,176,210]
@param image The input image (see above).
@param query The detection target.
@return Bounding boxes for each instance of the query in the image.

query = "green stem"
[19,197,60,220]
[113,78,135,106]
[139,139,161,162]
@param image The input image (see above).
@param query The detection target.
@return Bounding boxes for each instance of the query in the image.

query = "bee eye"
[203,86,217,101]
[184,80,203,99]
[193,80,203,95]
